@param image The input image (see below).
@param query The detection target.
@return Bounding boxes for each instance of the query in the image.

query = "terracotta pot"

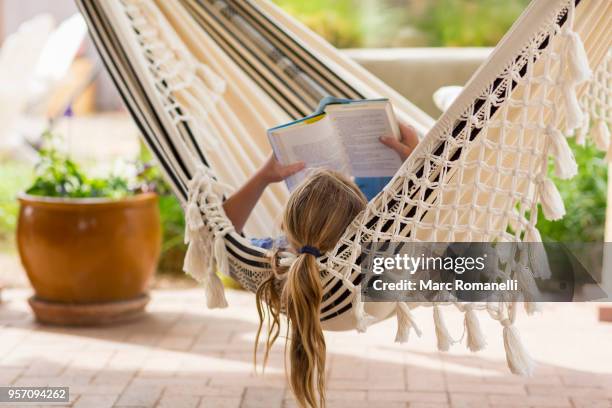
[17,193,161,305]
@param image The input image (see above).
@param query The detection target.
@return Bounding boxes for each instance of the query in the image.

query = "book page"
[268,116,347,191]
[329,104,403,177]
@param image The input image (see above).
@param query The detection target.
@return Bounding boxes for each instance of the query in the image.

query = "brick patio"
[1,288,611,408]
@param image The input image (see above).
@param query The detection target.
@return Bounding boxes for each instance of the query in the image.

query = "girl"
[222,124,416,408]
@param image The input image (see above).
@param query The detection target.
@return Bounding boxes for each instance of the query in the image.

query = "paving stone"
[367,390,448,403]
[240,387,284,408]
[199,397,242,408]
[488,394,572,407]
[570,397,612,408]
[157,394,201,408]
[115,384,164,406]
[72,394,118,408]
[0,289,611,408]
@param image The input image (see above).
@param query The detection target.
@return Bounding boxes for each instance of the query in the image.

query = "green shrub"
[537,139,607,242]
[414,0,530,47]
[274,0,532,48]
[157,194,187,275]
[0,162,32,249]
[273,0,364,48]
[26,131,136,199]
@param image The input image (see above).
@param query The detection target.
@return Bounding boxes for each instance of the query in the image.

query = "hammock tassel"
[184,176,205,244]
[516,265,539,310]
[524,300,541,315]
[185,202,204,241]
[495,242,514,266]
[200,234,229,309]
[546,125,577,179]
[502,319,535,376]
[433,305,453,351]
[561,83,584,134]
[214,234,230,278]
[395,302,421,344]
[538,178,565,221]
[591,118,610,152]
[576,113,589,146]
[183,233,207,282]
[563,30,592,85]
[560,29,591,134]
[525,226,542,243]
[353,285,374,333]
[525,227,551,280]
[203,268,228,309]
[464,306,486,352]
[183,189,206,281]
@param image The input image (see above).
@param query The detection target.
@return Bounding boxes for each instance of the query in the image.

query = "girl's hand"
[258,154,305,184]
[379,122,419,161]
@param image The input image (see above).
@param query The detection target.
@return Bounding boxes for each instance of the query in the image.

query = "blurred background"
[0,0,607,290]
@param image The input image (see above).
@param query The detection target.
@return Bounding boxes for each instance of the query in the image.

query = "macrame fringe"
[214,235,230,278]
[183,232,229,309]
[562,83,584,133]
[546,126,577,179]
[502,320,535,376]
[395,302,422,344]
[182,170,229,309]
[496,242,514,265]
[525,226,542,243]
[576,112,589,146]
[538,179,565,220]
[353,285,374,333]
[183,233,207,282]
[591,120,612,162]
[206,235,229,309]
[433,305,453,351]
[561,29,592,133]
[524,227,551,280]
[515,265,539,306]
[185,201,204,235]
[529,245,551,281]
[592,119,610,152]
[563,30,592,84]
[524,301,541,315]
[202,269,228,309]
[464,306,486,352]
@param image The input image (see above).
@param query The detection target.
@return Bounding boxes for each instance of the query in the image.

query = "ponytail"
[253,169,367,408]
[254,250,283,373]
[284,254,326,408]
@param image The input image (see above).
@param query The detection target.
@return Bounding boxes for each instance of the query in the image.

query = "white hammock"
[76,0,612,376]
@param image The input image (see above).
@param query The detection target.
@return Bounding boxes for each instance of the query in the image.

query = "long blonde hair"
[255,169,367,408]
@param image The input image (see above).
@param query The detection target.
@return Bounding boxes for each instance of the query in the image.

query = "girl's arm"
[223,154,304,233]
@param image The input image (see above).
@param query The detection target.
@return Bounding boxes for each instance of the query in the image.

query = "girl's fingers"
[380,136,411,161]
[398,123,419,148]
[380,136,409,153]
[281,161,305,177]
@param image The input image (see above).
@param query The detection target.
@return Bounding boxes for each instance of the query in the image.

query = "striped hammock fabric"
[76,0,611,376]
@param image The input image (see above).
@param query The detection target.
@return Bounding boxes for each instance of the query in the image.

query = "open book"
[268,97,403,191]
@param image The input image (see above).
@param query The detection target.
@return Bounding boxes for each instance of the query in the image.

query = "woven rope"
[579,49,612,152]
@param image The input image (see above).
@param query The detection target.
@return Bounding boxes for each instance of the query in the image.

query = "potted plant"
[17,131,162,325]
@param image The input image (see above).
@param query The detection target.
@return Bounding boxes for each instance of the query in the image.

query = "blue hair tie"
[298,245,321,257]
